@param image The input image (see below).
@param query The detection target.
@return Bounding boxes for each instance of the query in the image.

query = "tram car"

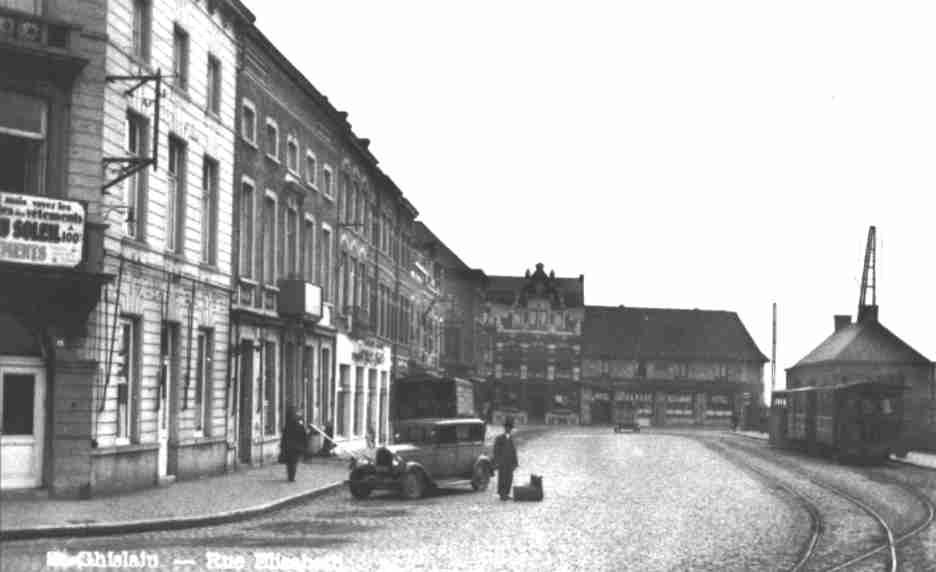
[769,380,907,463]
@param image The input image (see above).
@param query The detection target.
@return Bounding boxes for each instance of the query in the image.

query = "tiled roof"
[791,318,931,368]
[583,306,768,362]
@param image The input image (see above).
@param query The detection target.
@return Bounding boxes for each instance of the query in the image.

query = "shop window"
[0,91,47,196]
[1,373,34,435]
[194,328,213,435]
[263,341,277,435]
[117,316,140,443]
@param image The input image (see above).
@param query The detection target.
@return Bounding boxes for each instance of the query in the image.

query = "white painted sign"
[0,191,84,267]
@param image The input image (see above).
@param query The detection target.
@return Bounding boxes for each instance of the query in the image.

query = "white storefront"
[333,333,391,448]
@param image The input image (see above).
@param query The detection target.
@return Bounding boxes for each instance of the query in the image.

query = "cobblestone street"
[2,428,805,571]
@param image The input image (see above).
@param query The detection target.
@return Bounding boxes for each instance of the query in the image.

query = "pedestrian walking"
[280,406,308,482]
[492,417,518,500]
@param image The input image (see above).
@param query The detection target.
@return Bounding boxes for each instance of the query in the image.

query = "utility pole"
[771,302,777,399]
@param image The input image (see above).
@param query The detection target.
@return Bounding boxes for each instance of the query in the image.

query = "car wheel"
[349,481,372,499]
[400,470,425,500]
[471,463,490,491]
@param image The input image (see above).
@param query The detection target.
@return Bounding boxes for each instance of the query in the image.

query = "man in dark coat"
[492,417,518,500]
[281,406,308,482]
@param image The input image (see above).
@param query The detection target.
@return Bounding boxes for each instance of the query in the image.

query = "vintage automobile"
[348,418,493,500]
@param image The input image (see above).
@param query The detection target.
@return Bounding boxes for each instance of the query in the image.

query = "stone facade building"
[483,264,585,425]
[786,306,935,450]
[89,0,251,493]
[582,306,767,427]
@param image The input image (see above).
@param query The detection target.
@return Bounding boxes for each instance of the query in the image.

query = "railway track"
[689,433,935,571]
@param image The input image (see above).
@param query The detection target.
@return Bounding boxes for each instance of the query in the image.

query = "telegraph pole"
[771,302,777,398]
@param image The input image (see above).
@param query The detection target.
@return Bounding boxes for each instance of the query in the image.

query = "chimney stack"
[857,305,879,323]
[834,314,852,332]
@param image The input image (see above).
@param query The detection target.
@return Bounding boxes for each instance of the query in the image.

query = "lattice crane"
[857,225,877,320]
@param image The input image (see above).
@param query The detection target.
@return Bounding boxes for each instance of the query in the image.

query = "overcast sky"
[249,1,935,394]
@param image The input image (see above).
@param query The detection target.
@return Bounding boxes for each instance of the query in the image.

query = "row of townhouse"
[0,0,487,497]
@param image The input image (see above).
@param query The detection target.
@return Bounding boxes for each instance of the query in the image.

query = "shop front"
[0,192,109,494]
[334,333,390,449]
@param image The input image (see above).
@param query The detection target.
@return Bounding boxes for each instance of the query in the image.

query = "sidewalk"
[733,430,936,470]
[0,456,349,541]
[0,423,540,541]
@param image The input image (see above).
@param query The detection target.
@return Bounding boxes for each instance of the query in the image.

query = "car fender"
[403,460,432,484]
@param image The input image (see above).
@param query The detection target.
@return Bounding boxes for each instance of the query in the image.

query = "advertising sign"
[0,192,85,267]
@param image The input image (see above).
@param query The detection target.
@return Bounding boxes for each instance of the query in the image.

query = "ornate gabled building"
[483,263,585,424]
[582,306,767,427]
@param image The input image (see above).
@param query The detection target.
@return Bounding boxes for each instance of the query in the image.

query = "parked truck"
[391,374,477,422]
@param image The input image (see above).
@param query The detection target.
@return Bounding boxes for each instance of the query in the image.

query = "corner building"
[0,0,110,495]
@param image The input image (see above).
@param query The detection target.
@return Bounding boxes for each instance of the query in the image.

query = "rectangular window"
[304,217,316,282]
[262,193,276,284]
[239,178,254,278]
[115,316,139,443]
[321,165,333,198]
[264,341,277,435]
[321,227,332,301]
[194,328,213,435]
[241,99,256,144]
[354,366,364,436]
[286,204,298,277]
[206,55,221,115]
[265,119,278,161]
[167,135,186,253]
[132,0,151,62]
[159,322,180,437]
[341,173,352,223]
[337,364,350,437]
[305,151,316,186]
[340,251,349,310]
[286,136,299,173]
[201,156,218,264]
[0,91,47,196]
[172,25,189,92]
[124,111,148,238]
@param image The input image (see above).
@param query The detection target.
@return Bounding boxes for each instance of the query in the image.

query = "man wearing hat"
[492,417,519,500]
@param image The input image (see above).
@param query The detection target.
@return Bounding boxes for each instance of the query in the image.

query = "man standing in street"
[493,417,518,500]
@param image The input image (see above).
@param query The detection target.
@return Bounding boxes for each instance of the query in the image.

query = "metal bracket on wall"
[101,70,163,193]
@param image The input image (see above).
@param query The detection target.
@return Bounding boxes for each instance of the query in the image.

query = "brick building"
[786,306,935,450]
[231,22,342,465]
[582,306,767,427]
[0,0,110,495]
[483,263,585,424]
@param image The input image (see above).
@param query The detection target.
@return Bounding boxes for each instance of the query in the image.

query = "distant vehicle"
[348,417,492,500]
[392,374,477,423]
[612,401,640,433]
[769,380,908,463]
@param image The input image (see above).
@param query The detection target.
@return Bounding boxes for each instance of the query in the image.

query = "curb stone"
[0,481,345,542]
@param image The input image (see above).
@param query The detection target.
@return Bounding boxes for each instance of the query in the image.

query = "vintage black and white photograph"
[1,0,935,570]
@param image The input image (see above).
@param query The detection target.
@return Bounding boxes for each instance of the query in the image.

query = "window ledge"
[91,441,160,457]
[241,136,258,150]
[265,154,281,165]
[239,276,259,286]
[205,109,222,124]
